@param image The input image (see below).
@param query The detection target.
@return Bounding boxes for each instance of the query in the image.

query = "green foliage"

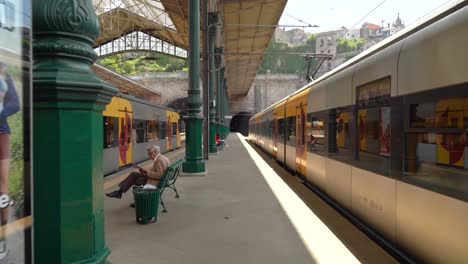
[97,53,188,75]
[8,111,25,218]
[336,38,366,53]
[258,34,318,75]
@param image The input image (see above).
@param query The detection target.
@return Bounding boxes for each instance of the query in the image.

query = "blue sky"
[279,0,453,33]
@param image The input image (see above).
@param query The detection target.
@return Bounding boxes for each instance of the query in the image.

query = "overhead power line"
[286,14,319,28]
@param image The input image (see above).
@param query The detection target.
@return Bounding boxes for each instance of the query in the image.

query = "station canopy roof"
[92,0,287,97]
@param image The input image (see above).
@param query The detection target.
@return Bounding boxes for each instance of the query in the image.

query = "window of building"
[133,119,146,143]
[104,117,119,148]
[146,120,159,141]
[404,85,468,201]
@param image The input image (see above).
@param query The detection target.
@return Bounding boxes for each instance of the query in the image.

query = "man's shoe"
[129,202,135,208]
[105,190,122,199]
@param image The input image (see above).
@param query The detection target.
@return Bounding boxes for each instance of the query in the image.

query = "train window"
[404,90,468,201]
[179,119,185,133]
[354,77,392,176]
[172,123,177,136]
[160,121,167,139]
[411,98,467,129]
[278,118,285,141]
[328,108,355,163]
[306,112,326,154]
[286,116,296,146]
[133,120,146,143]
[269,120,274,139]
[146,120,158,141]
[356,106,392,176]
[104,117,119,148]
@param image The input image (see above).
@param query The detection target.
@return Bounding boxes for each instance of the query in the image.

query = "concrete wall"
[230,74,307,115]
[129,72,192,106]
[129,72,307,115]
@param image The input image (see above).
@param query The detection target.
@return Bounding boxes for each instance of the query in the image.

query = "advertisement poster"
[0,0,31,263]
[379,106,391,156]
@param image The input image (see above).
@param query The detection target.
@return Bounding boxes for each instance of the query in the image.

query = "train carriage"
[103,93,181,175]
[249,1,468,262]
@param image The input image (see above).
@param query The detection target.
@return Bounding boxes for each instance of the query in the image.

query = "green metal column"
[223,80,230,138]
[32,1,118,263]
[215,48,223,139]
[183,0,206,173]
[218,68,225,138]
[208,13,218,154]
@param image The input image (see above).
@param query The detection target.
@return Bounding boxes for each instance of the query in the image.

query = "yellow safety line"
[104,148,185,190]
[0,216,32,237]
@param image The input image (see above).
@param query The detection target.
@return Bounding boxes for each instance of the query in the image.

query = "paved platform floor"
[104,133,396,264]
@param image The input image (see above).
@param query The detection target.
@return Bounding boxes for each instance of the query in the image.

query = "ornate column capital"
[33,0,118,109]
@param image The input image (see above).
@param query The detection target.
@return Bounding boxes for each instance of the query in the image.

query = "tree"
[257,34,318,76]
[97,53,188,75]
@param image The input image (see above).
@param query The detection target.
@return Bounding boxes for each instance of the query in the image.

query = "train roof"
[117,93,178,113]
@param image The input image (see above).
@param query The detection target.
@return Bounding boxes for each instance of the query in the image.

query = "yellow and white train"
[250,1,468,263]
[103,93,183,175]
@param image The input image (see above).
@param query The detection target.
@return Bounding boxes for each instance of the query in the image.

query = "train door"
[273,114,278,157]
[295,104,307,175]
[118,109,133,167]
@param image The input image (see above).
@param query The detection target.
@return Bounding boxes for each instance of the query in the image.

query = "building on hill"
[274,27,308,45]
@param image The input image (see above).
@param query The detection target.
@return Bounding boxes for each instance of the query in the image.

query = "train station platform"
[103,133,397,264]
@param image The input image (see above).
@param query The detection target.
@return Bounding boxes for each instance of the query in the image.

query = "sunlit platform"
[103,133,396,264]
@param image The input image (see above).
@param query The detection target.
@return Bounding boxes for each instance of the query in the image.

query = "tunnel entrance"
[230,111,253,136]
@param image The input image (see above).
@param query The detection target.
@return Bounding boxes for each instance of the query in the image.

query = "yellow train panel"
[166,110,180,150]
[286,88,310,176]
[103,96,133,167]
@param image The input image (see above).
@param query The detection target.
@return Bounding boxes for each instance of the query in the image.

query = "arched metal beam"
[94,31,188,59]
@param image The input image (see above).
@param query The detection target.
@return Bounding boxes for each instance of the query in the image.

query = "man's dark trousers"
[119,172,147,193]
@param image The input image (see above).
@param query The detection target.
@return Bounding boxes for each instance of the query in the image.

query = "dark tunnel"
[230,111,253,136]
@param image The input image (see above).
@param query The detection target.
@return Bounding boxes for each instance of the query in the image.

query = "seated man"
[106,145,170,207]
[215,133,225,149]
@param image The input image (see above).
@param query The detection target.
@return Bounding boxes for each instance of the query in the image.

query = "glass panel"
[133,119,145,143]
[411,98,467,129]
[278,118,284,140]
[307,113,326,153]
[159,121,167,139]
[146,120,158,141]
[357,106,391,175]
[286,116,296,146]
[172,123,177,136]
[329,109,354,163]
[104,117,119,148]
[0,0,31,262]
[404,132,468,201]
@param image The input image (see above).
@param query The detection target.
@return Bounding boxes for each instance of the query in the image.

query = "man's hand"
[138,167,147,175]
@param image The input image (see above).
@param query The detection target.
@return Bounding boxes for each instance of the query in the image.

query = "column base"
[182,159,206,174]
[72,247,110,264]
[209,144,218,153]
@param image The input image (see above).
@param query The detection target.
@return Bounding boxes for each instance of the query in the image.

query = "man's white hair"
[147,145,160,154]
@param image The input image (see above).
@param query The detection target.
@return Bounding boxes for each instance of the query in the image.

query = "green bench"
[159,159,184,213]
